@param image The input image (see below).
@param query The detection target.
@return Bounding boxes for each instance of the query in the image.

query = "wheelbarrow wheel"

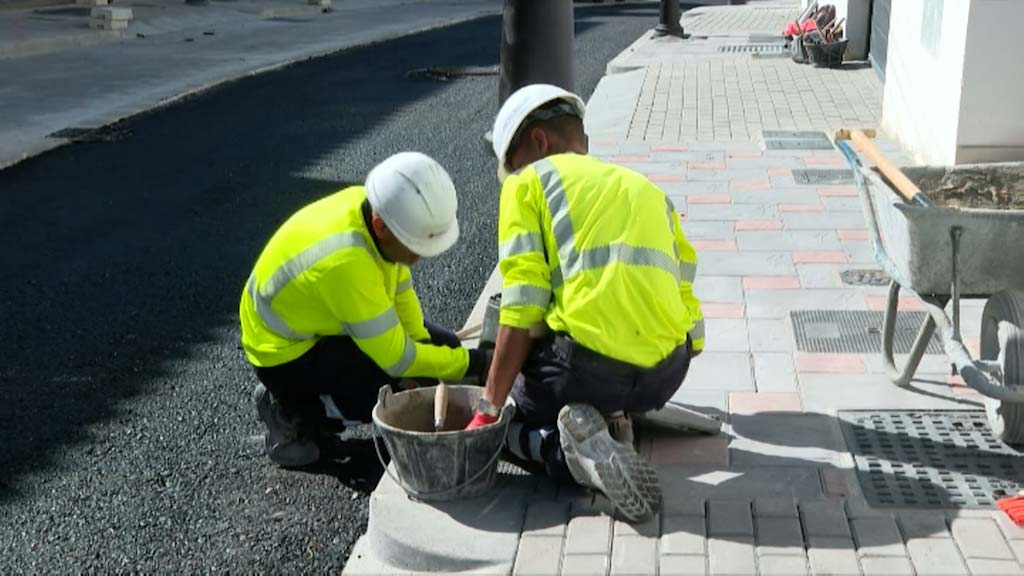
[981,290,1024,445]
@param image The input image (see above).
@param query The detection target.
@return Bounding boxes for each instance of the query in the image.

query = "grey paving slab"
[707,500,754,536]
[683,221,736,241]
[615,515,660,538]
[688,168,771,182]
[731,187,821,205]
[823,197,863,213]
[859,556,914,576]
[685,352,754,391]
[851,517,907,557]
[699,252,795,277]
[514,536,564,576]
[708,537,757,576]
[524,501,571,537]
[565,515,613,556]
[745,289,865,319]
[783,212,867,230]
[747,318,798,353]
[664,181,731,196]
[687,203,780,221]
[754,496,799,518]
[841,240,875,265]
[662,515,707,556]
[659,466,824,504]
[806,540,862,576]
[897,512,952,540]
[905,538,969,576]
[610,535,657,576]
[736,231,841,252]
[704,318,749,352]
[967,558,1024,574]
[660,555,708,576]
[560,554,609,576]
[797,264,846,289]
[757,516,807,556]
[728,414,844,467]
[800,500,852,540]
[994,512,1024,541]
[950,518,1015,561]
[760,554,810,576]
[753,353,798,392]
[728,157,806,170]
[798,374,973,412]
[693,276,745,304]
[668,390,728,416]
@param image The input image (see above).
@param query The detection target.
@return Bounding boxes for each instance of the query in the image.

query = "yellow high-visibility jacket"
[498,153,704,368]
[239,186,469,380]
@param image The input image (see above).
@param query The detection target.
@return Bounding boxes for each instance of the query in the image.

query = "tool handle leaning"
[433,381,448,431]
[849,130,929,206]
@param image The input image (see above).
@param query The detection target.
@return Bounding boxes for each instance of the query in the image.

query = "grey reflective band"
[680,261,698,283]
[665,201,680,261]
[689,318,706,341]
[578,243,680,282]
[396,278,412,293]
[344,307,399,339]
[502,284,552,309]
[384,336,417,377]
[550,265,564,290]
[247,274,311,340]
[499,232,545,260]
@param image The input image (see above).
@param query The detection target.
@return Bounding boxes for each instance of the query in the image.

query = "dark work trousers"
[509,333,692,482]
[255,321,460,437]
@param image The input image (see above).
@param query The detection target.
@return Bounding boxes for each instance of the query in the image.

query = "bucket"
[372,385,515,502]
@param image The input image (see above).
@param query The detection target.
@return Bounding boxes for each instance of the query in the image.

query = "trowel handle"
[434,382,448,431]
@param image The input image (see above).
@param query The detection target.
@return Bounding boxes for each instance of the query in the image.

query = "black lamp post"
[498,0,575,106]
[654,0,689,38]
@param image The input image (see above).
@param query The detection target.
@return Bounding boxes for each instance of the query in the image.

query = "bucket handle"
[371,386,515,501]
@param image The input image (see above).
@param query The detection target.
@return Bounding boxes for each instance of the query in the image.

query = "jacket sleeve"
[671,208,705,352]
[393,265,431,342]
[497,171,552,330]
[318,250,469,380]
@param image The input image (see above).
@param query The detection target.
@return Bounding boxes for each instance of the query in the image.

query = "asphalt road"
[0,3,660,573]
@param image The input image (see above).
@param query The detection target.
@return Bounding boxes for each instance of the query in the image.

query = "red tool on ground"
[998,494,1024,526]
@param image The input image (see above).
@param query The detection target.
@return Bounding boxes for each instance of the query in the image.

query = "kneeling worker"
[467,85,704,522]
[241,152,489,467]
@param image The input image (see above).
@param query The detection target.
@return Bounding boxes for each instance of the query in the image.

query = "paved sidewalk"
[345,3,1024,575]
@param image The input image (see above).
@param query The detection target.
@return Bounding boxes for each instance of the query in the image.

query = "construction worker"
[241,152,490,468]
[466,85,704,522]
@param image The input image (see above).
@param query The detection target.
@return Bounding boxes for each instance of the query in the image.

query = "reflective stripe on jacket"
[497,153,704,367]
[239,186,469,380]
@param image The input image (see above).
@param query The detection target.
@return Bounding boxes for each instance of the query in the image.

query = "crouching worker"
[466,86,705,522]
[241,152,490,467]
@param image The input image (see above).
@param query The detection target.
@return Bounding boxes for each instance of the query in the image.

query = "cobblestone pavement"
[681,2,801,36]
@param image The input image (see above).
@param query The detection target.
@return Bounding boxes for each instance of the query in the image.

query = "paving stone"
[662,515,707,555]
[994,511,1024,541]
[691,168,771,182]
[1011,540,1024,563]
[746,288,864,319]
[615,514,660,538]
[610,535,657,576]
[663,497,708,518]
[823,197,862,213]
[565,515,612,556]
[760,554,810,576]
[754,496,799,518]
[702,303,746,319]
[699,252,795,276]
[514,536,564,576]
[707,500,754,536]
[693,276,743,305]
[682,221,736,240]
[560,554,609,576]
[737,231,841,252]
[660,555,708,576]
[858,556,913,576]
[685,352,754,391]
[747,318,798,353]
[796,264,844,288]
[687,203,780,221]
[668,390,728,416]
[798,374,968,412]
[735,218,784,231]
[794,352,865,374]
[806,540,862,576]
[708,537,757,576]
[801,499,852,540]
[728,392,802,414]
[743,276,801,290]
[792,250,848,264]
[779,203,827,213]
[783,212,867,230]
[524,501,571,537]
[753,353,798,392]
[819,468,850,499]
[757,516,807,556]
[663,181,731,196]
[950,518,1015,560]
[905,538,969,576]
[692,239,737,252]
[728,413,842,467]
[703,319,749,352]
[965,559,1023,574]
[842,240,874,264]
[851,517,906,557]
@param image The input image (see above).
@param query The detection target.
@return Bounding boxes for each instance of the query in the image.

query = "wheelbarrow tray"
[861,165,1024,297]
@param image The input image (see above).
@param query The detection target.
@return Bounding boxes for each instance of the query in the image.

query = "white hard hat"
[492,84,585,179]
[365,152,460,258]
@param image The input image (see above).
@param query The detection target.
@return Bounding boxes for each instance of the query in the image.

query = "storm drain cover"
[839,410,1024,508]
[793,168,854,185]
[841,269,891,287]
[791,310,943,354]
[762,130,835,151]
[719,44,787,54]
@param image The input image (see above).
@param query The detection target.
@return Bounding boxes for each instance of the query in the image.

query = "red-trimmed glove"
[465,411,499,430]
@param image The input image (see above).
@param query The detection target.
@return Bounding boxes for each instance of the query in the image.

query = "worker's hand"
[465,411,499,430]
[465,348,493,384]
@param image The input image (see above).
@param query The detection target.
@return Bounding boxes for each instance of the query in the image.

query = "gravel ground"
[0,3,660,573]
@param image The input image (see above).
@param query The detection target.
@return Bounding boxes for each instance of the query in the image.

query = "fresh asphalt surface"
[0,3,661,573]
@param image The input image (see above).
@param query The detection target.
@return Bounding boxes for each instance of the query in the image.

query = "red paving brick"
[650,435,730,466]
[727,150,763,158]
[690,161,728,170]
[649,173,688,182]
[836,229,869,240]
[779,203,826,213]
[688,194,732,204]
[864,294,927,311]
[692,239,738,252]
[794,352,865,373]
[651,144,689,152]
[804,156,845,166]
[743,276,801,289]
[966,336,981,356]
[730,179,772,190]
[735,219,784,231]
[767,168,791,176]
[611,155,651,163]
[729,392,803,414]
[702,303,746,319]
[818,186,859,197]
[792,251,847,264]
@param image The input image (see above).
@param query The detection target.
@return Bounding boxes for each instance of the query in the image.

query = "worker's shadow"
[296,433,388,494]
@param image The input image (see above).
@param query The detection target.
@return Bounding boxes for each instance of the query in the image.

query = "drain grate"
[793,168,854,185]
[841,270,890,287]
[406,65,498,81]
[839,410,1024,508]
[762,130,835,151]
[719,44,787,54]
[791,310,943,354]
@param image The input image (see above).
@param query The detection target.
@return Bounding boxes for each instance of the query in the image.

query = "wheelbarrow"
[835,130,1024,443]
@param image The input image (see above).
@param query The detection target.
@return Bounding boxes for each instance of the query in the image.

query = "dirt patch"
[905,164,1024,210]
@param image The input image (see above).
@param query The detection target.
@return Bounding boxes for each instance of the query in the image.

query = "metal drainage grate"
[407,65,498,82]
[841,270,891,287]
[839,410,1024,508]
[791,310,943,354]
[719,44,787,54]
[762,130,835,151]
[793,168,854,185]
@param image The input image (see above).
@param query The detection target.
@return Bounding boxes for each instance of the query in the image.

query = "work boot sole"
[254,384,320,468]
[558,404,661,522]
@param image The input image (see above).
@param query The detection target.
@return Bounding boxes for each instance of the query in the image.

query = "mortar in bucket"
[372,384,515,502]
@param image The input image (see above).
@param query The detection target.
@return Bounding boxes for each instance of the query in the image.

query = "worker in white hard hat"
[466,84,705,522]
[240,152,490,468]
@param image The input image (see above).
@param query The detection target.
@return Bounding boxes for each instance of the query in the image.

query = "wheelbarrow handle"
[834,128,932,208]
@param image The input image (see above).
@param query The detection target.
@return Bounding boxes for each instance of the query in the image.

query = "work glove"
[464,347,493,385]
[465,411,499,430]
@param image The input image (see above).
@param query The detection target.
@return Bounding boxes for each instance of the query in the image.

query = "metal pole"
[655,0,689,38]
[498,0,575,106]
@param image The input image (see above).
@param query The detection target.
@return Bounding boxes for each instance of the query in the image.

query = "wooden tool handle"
[433,382,448,432]
[849,130,923,204]
[456,322,483,340]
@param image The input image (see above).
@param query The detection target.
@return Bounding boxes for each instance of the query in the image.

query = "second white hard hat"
[365,152,460,258]
[492,84,586,179]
